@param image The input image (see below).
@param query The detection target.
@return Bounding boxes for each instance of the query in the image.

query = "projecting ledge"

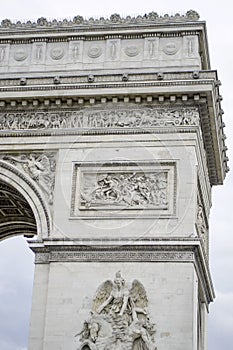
[29,238,214,305]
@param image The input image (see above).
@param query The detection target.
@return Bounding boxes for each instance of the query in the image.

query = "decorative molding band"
[33,243,196,263]
[0,79,217,94]
[0,70,218,89]
[42,250,194,263]
[30,241,214,304]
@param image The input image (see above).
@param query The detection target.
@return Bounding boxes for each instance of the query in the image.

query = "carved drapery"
[77,272,157,350]
[71,161,176,218]
[80,172,168,209]
[1,153,56,204]
[0,107,199,131]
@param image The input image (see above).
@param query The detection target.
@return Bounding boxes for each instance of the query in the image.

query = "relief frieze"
[71,161,176,218]
[80,171,168,209]
[0,107,199,132]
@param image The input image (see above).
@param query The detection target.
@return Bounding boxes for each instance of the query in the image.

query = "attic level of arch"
[0,21,210,74]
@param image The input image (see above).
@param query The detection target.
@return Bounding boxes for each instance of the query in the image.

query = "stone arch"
[0,160,51,240]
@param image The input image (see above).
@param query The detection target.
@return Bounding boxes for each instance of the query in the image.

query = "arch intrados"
[0,160,51,239]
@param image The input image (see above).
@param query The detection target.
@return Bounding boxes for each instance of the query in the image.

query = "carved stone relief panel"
[0,152,56,205]
[31,42,47,65]
[10,44,31,66]
[0,44,10,67]
[196,194,209,252]
[159,37,182,60]
[182,36,199,59]
[0,29,201,73]
[68,40,84,63]
[71,161,176,219]
[144,38,159,60]
[121,39,144,62]
[47,42,68,64]
[83,41,105,63]
[106,39,121,61]
[0,106,200,133]
[77,271,157,350]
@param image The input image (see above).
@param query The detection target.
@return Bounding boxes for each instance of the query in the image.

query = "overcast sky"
[0,1,232,349]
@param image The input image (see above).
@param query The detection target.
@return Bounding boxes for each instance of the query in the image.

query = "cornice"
[0,71,221,100]
[0,70,218,88]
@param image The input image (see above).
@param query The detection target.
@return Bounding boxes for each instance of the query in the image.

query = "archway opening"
[0,236,34,350]
[0,180,37,349]
[0,181,37,240]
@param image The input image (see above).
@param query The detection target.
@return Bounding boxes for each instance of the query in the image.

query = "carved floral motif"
[2,153,56,204]
[77,272,157,350]
[0,107,199,131]
[0,11,200,30]
[80,172,168,209]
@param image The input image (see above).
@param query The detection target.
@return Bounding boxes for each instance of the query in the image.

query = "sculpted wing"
[92,280,113,313]
[130,279,148,309]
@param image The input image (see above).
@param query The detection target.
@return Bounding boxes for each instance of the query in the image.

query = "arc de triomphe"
[0,11,228,350]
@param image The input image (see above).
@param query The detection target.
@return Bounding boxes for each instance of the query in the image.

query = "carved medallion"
[124,45,140,57]
[88,46,103,58]
[50,47,65,60]
[77,272,157,350]
[13,48,28,61]
[162,42,180,55]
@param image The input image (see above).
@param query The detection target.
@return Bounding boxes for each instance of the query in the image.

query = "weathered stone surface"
[0,11,227,350]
